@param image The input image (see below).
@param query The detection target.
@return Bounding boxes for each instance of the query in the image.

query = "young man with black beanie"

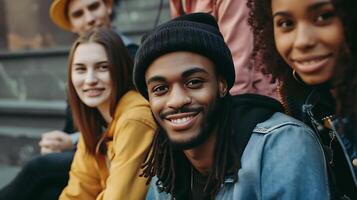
[134,13,330,199]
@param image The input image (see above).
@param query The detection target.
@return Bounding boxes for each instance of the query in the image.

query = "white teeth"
[171,116,193,124]
[296,58,324,65]
[84,88,103,92]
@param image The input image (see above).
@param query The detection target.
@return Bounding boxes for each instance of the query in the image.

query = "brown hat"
[49,0,113,31]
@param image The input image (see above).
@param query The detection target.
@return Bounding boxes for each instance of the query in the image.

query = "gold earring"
[292,69,304,84]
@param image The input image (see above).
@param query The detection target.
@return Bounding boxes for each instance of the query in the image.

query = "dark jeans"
[0,151,74,200]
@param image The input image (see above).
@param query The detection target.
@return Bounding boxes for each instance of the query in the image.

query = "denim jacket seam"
[253,122,304,134]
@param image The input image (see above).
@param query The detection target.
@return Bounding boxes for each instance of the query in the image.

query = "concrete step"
[0,134,41,189]
[0,134,40,166]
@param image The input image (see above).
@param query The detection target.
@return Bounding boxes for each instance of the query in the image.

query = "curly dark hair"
[247,0,357,123]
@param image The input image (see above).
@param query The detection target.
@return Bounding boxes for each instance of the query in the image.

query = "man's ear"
[218,76,228,98]
[106,1,112,16]
[107,7,112,16]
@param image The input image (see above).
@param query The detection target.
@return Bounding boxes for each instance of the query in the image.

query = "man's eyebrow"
[181,67,209,78]
[146,76,166,85]
[146,67,209,85]
[88,1,100,9]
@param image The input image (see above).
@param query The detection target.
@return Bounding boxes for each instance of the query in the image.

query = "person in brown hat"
[50,0,113,35]
[0,1,138,200]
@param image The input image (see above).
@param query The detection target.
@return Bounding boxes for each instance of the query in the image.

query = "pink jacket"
[170,0,277,99]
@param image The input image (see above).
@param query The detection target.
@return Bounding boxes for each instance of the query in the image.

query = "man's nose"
[166,85,192,110]
[84,10,96,26]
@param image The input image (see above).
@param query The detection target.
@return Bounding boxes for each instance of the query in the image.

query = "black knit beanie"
[133,12,235,99]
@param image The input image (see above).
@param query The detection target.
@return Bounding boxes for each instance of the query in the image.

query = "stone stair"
[0,134,40,189]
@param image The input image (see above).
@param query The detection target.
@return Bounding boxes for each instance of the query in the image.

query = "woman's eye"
[277,19,294,30]
[186,79,203,88]
[74,67,86,73]
[316,12,335,23]
[98,65,109,71]
[88,2,100,11]
[152,85,168,96]
[71,10,83,18]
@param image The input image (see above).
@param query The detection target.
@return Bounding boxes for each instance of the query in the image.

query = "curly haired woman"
[248,0,357,199]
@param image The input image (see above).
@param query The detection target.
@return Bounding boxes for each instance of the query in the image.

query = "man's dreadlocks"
[141,95,241,199]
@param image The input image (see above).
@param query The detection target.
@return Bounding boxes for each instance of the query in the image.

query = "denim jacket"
[146,112,330,200]
[299,88,357,199]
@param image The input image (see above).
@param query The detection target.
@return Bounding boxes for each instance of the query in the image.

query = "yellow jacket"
[60,91,156,200]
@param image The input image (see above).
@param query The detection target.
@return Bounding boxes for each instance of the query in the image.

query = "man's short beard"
[159,95,223,150]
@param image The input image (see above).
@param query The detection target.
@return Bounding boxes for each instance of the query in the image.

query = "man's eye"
[88,2,100,11]
[152,85,168,96]
[71,10,83,18]
[186,79,203,88]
